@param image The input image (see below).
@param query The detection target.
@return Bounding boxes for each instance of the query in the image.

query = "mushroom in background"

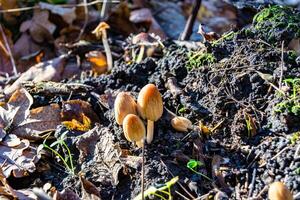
[137,84,163,144]
[131,32,163,63]
[171,116,193,132]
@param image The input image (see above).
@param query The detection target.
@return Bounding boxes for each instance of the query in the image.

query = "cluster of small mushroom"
[114,84,163,147]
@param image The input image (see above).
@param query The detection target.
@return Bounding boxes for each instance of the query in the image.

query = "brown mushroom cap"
[114,92,137,125]
[137,84,163,121]
[171,116,192,132]
[268,182,293,200]
[92,22,110,39]
[132,32,157,46]
[123,114,146,142]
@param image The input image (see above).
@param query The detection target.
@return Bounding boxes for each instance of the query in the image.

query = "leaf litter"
[0,1,300,200]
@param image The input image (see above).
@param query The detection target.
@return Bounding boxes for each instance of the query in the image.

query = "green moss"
[178,106,187,114]
[212,31,235,46]
[252,5,300,44]
[290,132,300,145]
[186,52,216,70]
[274,78,300,115]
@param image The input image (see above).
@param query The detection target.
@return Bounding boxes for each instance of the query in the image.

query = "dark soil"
[8,5,300,200]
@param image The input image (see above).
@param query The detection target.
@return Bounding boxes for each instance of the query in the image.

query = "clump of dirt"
[17,5,300,200]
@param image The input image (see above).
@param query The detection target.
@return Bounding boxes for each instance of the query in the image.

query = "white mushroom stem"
[136,139,144,148]
[101,30,113,71]
[136,45,145,63]
[147,120,154,144]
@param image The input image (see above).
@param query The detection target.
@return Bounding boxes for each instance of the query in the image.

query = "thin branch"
[101,0,109,19]
[279,41,285,89]
[76,0,89,40]
[0,24,18,76]
[180,0,202,40]
[0,0,120,14]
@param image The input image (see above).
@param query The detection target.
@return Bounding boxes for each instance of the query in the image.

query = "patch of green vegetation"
[296,167,300,175]
[186,159,212,181]
[186,52,216,70]
[274,78,300,115]
[134,176,178,200]
[252,5,300,44]
[212,31,235,46]
[178,106,187,114]
[290,132,300,145]
[39,132,75,175]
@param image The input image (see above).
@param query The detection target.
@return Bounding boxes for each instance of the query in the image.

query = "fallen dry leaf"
[20,9,56,43]
[288,38,300,56]
[80,174,101,200]
[61,99,100,125]
[12,104,61,140]
[0,27,14,75]
[79,127,124,185]
[129,8,166,39]
[39,2,76,25]
[13,33,42,60]
[0,167,37,199]
[211,155,229,189]
[107,2,138,36]
[4,54,68,96]
[6,88,33,125]
[53,188,80,200]
[76,125,101,163]
[0,88,33,140]
[0,0,20,24]
[0,134,40,178]
[86,51,107,74]
[62,113,91,132]
[197,24,220,42]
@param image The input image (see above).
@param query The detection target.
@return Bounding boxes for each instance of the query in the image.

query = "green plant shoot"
[133,176,179,200]
[39,132,75,175]
[187,159,211,181]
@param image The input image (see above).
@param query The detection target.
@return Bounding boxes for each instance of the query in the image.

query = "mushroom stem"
[136,45,145,63]
[147,120,154,144]
[141,138,145,200]
[136,140,144,148]
[101,30,113,71]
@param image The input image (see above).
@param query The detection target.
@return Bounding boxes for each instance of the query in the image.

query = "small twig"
[0,24,18,76]
[271,146,290,161]
[180,0,202,40]
[101,0,109,19]
[294,144,300,157]
[248,168,257,198]
[0,39,9,56]
[160,159,196,199]
[102,31,113,72]
[256,185,268,199]
[165,77,183,97]
[0,0,120,13]
[175,190,190,200]
[279,41,284,89]
[294,192,300,199]
[77,0,89,41]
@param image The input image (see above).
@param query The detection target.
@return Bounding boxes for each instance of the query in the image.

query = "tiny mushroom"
[171,116,192,132]
[92,22,113,71]
[132,32,162,63]
[114,92,137,125]
[137,84,163,144]
[268,182,293,200]
[123,114,146,148]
